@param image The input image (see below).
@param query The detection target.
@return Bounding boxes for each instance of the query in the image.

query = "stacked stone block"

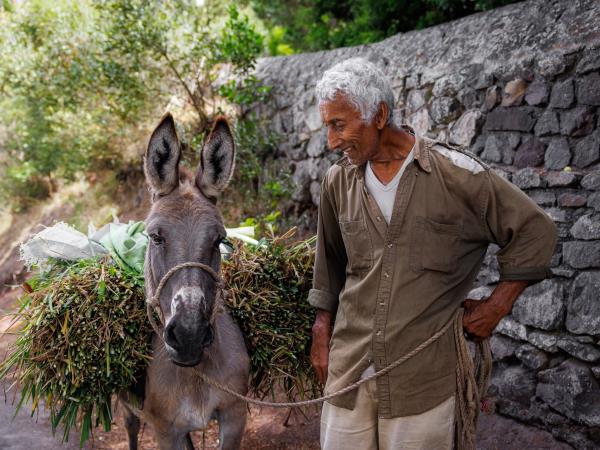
[250,0,600,447]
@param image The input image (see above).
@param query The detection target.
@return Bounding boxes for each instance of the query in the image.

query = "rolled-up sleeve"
[483,169,557,282]
[307,174,347,312]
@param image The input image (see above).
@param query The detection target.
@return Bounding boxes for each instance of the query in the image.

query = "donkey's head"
[144,113,235,367]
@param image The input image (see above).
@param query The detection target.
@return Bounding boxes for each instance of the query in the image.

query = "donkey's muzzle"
[164,320,213,366]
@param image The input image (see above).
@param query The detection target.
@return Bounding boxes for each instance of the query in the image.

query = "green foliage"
[0,259,151,446]
[221,111,293,229]
[1,163,50,212]
[0,2,115,207]
[214,6,272,111]
[223,234,320,402]
[0,1,147,209]
[267,26,294,56]
[249,0,520,53]
[1,0,14,12]
[214,6,264,73]
[234,114,278,185]
[0,0,271,211]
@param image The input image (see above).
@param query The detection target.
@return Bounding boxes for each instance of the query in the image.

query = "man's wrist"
[483,296,511,317]
[315,309,333,325]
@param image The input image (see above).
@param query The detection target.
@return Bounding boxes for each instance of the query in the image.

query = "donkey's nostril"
[164,322,182,351]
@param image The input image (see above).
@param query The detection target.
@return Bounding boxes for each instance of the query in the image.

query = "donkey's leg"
[122,404,141,450]
[216,402,247,450]
[185,432,195,450]
[155,431,190,450]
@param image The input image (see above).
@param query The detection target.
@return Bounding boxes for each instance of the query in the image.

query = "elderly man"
[308,58,557,450]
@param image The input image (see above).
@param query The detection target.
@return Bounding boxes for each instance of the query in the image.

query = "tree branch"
[161,50,207,129]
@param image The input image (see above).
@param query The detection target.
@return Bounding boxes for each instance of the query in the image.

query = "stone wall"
[252,0,600,448]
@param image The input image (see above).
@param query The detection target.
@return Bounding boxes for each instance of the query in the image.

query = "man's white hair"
[315,57,395,125]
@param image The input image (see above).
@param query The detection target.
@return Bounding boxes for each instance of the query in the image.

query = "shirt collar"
[401,124,431,173]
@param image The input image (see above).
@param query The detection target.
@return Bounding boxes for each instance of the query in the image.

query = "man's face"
[320,94,380,166]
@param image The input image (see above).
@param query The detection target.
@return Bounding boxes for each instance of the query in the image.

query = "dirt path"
[0,388,83,450]
[0,393,573,449]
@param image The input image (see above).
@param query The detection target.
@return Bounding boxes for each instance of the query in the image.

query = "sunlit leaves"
[0,0,269,210]
[250,0,519,53]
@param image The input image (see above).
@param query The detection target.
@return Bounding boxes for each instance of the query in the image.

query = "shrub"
[0,1,272,210]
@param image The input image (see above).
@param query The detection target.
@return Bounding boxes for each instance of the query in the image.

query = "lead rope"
[454,310,493,450]
[146,262,492,450]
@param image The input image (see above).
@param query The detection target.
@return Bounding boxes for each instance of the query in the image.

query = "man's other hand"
[461,299,504,341]
[311,309,333,384]
[461,280,528,340]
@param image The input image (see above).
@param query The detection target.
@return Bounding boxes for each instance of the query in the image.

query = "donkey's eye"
[219,237,234,260]
[149,233,165,245]
[214,236,225,248]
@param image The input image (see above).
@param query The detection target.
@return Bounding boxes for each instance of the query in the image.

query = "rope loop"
[146,261,224,337]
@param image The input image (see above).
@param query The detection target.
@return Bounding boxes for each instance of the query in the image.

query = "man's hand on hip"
[462,280,529,340]
[461,298,506,341]
[311,309,333,384]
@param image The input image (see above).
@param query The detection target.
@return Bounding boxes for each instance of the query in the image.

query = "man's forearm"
[311,308,334,383]
[315,308,333,325]
[486,280,529,315]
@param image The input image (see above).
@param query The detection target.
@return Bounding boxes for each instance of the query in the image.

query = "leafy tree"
[0,0,268,210]
[0,1,114,206]
[249,0,520,53]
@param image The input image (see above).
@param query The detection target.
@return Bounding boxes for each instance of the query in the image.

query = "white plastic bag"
[20,222,108,268]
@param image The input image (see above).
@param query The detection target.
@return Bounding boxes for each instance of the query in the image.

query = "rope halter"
[145,261,225,339]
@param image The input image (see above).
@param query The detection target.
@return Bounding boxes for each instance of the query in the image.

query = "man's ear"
[375,102,388,129]
[144,113,181,198]
[196,117,235,202]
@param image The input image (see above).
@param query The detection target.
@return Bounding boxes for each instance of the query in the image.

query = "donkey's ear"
[144,113,181,198]
[196,117,235,201]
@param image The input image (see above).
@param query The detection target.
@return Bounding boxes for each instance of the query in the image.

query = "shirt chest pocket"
[339,220,373,273]
[410,217,462,273]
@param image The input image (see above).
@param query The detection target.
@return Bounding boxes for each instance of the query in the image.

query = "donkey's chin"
[171,357,203,367]
[164,345,204,367]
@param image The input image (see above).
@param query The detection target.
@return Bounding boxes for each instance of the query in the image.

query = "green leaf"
[79,408,92,447]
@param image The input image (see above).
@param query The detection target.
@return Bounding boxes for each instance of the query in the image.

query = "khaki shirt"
[308,129,557,418]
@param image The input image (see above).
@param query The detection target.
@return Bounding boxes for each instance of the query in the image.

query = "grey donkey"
[119,114,250,450]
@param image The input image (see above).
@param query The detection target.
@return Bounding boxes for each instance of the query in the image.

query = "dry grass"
[0,260,151,447]
[223,234,319,402]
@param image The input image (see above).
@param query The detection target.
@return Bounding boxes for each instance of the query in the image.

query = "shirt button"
[376,216,382,222]
[379,302,385,306]
[376,330,382,336]
[384,272,390,278]
[387,243,393,248]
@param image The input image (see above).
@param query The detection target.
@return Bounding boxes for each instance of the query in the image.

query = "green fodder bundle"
[0,259,151,446]
[222,235,319,403]
[1,233,319,446]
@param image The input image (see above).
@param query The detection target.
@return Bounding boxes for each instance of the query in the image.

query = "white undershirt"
[365,148,415,224]
[360,146,415,379]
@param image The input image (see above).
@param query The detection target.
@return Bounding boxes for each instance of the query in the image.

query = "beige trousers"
[320,379,455,450]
